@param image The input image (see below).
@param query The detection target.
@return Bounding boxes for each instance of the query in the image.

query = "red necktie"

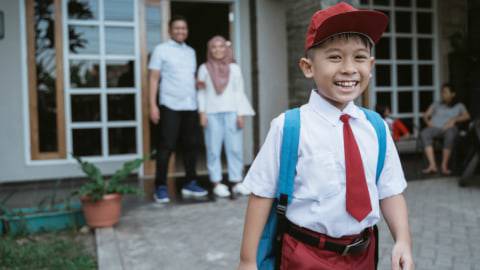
[340,114,372,222]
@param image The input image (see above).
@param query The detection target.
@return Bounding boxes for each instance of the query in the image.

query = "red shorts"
[280,225,377,270]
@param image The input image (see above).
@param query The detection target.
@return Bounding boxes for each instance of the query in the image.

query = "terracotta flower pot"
[80,193,122,228]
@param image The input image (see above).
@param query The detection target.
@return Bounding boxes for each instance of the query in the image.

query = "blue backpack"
[256,107,387,270]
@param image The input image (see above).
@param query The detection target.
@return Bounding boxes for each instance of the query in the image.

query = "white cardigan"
[197,63,255,116]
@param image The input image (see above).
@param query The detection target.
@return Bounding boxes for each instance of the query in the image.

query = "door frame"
[140,0,240,177]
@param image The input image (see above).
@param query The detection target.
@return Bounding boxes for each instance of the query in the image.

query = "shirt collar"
[168,39,186,47]
[307,89,362,126]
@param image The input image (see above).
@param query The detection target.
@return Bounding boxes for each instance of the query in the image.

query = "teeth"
[335,81,357,87]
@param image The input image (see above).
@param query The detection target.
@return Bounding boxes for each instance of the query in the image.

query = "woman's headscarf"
[205,36,235,94]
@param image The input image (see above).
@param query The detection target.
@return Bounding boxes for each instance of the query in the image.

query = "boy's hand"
[237,261,257,270]
[442,119,456,130]
[391,241,414,270]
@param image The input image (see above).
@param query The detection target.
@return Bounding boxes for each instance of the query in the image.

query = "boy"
[238,3,414,270]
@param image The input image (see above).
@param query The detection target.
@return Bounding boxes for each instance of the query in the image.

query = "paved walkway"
[97,177,480,270]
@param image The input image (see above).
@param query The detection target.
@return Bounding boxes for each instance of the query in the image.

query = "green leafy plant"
[73,156,147,202]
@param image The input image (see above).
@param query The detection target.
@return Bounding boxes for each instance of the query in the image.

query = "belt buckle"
[341,238,365,256]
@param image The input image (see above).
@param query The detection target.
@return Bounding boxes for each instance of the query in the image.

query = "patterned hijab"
[206,36,235,94]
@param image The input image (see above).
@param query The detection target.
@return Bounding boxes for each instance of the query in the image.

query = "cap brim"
[311,10,388,49]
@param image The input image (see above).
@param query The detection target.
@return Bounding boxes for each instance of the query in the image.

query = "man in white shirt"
[149,15,207,203]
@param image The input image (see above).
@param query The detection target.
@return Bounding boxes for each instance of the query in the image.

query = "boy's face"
[299,37,374,110]
[441,86,455,104]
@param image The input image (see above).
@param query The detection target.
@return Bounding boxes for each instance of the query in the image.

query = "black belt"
[286,220,372,256]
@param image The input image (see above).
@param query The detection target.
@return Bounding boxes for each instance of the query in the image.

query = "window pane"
[360,0,369,5]
[418,38,433,60]
[68,0,98,20]
[374,0,389,6]
[34,0,58,152]
[397,65,412,86]
[72,129,101,156]
[417,12,432,34]
[375,37,390,59]
[104,0,134,21]
[419,65,433,86]
[395,11,411,33]
[108,94,135,121]
[396,38,412,59]
[146,5,162,52]
[105,27,134,55]
[376,65,391,86]
[398,91,413,113]
[106,60,135,87]
[108,128,136,154]
[394,0,411,7]
[70,60,100,88]
[71,95,100,122]
[417,0,432,8]
[419,91,433,112]
[376,91,392,109]
[69,25,99,54]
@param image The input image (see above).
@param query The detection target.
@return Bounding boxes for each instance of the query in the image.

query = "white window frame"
[63,0,142,161]
[363,0,439,135]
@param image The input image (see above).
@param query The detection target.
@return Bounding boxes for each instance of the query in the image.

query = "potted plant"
[73,156,146,228]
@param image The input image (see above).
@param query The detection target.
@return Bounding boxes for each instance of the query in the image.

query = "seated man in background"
[421,83,470,175]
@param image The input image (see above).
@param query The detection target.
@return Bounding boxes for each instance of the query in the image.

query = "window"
[65,0,139,158]
[361,0,438,135]
[26,0,66,159]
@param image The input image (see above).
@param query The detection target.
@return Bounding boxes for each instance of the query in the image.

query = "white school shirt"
[243,90,407,238]
[197,63,255,116]
[148,39,197,111]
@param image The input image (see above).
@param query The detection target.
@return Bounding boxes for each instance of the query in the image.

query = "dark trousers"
[155,105,199,188]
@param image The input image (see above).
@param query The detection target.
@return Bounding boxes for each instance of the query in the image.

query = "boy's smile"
[299,36,374,110]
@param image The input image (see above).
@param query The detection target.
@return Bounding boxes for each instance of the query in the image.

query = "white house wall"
[256,0,288,143]
[0,1,137,183]
[237,0,254,164]
[0,0,257,182]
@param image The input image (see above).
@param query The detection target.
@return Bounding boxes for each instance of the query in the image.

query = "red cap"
[305,2,388,51]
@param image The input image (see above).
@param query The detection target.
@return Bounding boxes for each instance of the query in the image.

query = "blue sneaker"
[154,186,170,203]
[181,180,208,197]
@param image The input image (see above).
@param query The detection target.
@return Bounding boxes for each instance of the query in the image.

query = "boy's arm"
[238,194,274,269]
[422,104,434,127]
[380,194,414,270]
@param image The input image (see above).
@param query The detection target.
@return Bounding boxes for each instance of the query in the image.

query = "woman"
[421,83,470,175]
[197,36,255,197]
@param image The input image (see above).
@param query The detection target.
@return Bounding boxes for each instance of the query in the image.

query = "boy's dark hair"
[441,83,458,107]
[169,15,188,28]
[375,103,388,118]
[305,33,373,59]
[442,83,456,93]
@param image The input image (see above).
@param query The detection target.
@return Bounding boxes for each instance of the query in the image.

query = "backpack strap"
[277,108,301,201]
[359,107,387,183]
[274,108,300,270]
